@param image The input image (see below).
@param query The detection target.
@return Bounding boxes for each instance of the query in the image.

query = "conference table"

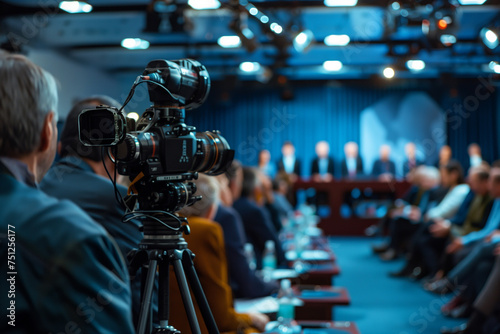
[293,178,412,235]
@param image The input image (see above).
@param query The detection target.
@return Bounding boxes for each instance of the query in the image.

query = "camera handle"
[128,246,219,334]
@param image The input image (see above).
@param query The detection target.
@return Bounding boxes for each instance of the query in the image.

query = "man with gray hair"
[0,54,134,333]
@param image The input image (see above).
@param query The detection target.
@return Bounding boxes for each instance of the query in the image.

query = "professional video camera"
[78,59,233,334]
[78,58,234,212]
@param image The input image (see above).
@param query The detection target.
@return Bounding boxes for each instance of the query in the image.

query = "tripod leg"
[137,259,157,334]
[181,250,220,334]
[158,261,169,328]
[172,251,202,334]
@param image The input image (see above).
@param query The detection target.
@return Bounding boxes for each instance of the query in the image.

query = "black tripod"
[128,216,220,334]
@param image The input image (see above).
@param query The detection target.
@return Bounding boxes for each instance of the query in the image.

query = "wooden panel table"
[294,179,411,235]
[293,286,350,321]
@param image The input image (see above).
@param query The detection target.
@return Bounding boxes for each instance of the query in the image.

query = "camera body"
[78,59,234,212]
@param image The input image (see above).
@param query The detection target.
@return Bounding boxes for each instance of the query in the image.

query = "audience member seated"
[403,142,424,177]
[436,145,453,169]
[378,166,445,261]
[441,247,500,334]
[261,171,284,233]
[341,141,364,179]
[371,144,396,180]
[0,54,134,333]
[311,140,335,182]
[40,96,148,326]
[272,172,295,223]
[391,166,492,279]
[171,174,269,334]
[277,141,301,182]
[233,166,287,269]
[214,174,280,299]
[258,149,276,178]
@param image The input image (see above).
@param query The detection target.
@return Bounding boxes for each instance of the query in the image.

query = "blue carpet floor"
[329,237,465,334]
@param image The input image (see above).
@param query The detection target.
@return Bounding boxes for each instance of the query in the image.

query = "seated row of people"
[259,140,487,182]
[373,159,500,333]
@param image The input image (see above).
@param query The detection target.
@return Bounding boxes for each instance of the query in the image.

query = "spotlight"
[59,1,92,13]
[489,61,500,73]
[406,60,425,72]
[188,0,221,10]
[323,60,343,72]
[440,34,457,46]
[383,67,395,78]
[480,28,499,50]
[127,112,140,122]
[324,34,350,46]
[239,62,261,73]
[324,0,358,7]
[293,30,314,53]
[217,35,241,48]
[406,60,426,71]
[121,38,150,50]
[458,0,487,4]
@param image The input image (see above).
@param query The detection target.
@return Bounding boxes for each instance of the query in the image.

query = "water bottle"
[244,243,257,271]
[276,279,300,334]
[262,240,277,281]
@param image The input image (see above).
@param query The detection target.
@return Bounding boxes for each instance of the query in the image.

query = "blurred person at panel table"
[402,142,424,177]
[258,149,276,179]
[311,140,335,182]
[213,173,279,299]
[0,54,134,333]
[341,141,364,179]
[40,96,149,326]
[171,174,270,334]
[277,141,301,182]
[371,144,397,180]
[467,143,485,171]
[436,145,453,169]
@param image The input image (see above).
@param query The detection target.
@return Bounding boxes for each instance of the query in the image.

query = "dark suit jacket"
[311,157,335,176]
[0,162,134,334]
[40,156,147,326]
[233,197,287,269]
[371,159,396,177]
[169,216,256,334]
[403,159,424,176]
[448,190,493,231]
[341,156,364,178]
[277,157,301,176]
[214,205,279,299]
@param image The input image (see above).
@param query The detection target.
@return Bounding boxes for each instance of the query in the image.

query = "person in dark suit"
[277,141,301,181]
[402,142,424,177]
[311,140,335,182]
[371,144,396,179]
[233,166,287,269]
[0,54,134,333]
[341,141,364,179]
[40,96,149,326]
[172,174,269,334]
[213,174,279,299]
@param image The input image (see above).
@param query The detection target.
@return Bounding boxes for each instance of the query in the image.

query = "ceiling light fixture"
[324,34,350,46]
[59,1,93,13]
[323,60,343,71]
[188,0,221,10]
[121,38,150,50]
[324,0,358,7]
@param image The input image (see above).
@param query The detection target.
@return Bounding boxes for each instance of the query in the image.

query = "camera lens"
[193,131,235,175]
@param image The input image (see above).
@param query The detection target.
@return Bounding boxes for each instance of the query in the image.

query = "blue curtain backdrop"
[186,78,498,177]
